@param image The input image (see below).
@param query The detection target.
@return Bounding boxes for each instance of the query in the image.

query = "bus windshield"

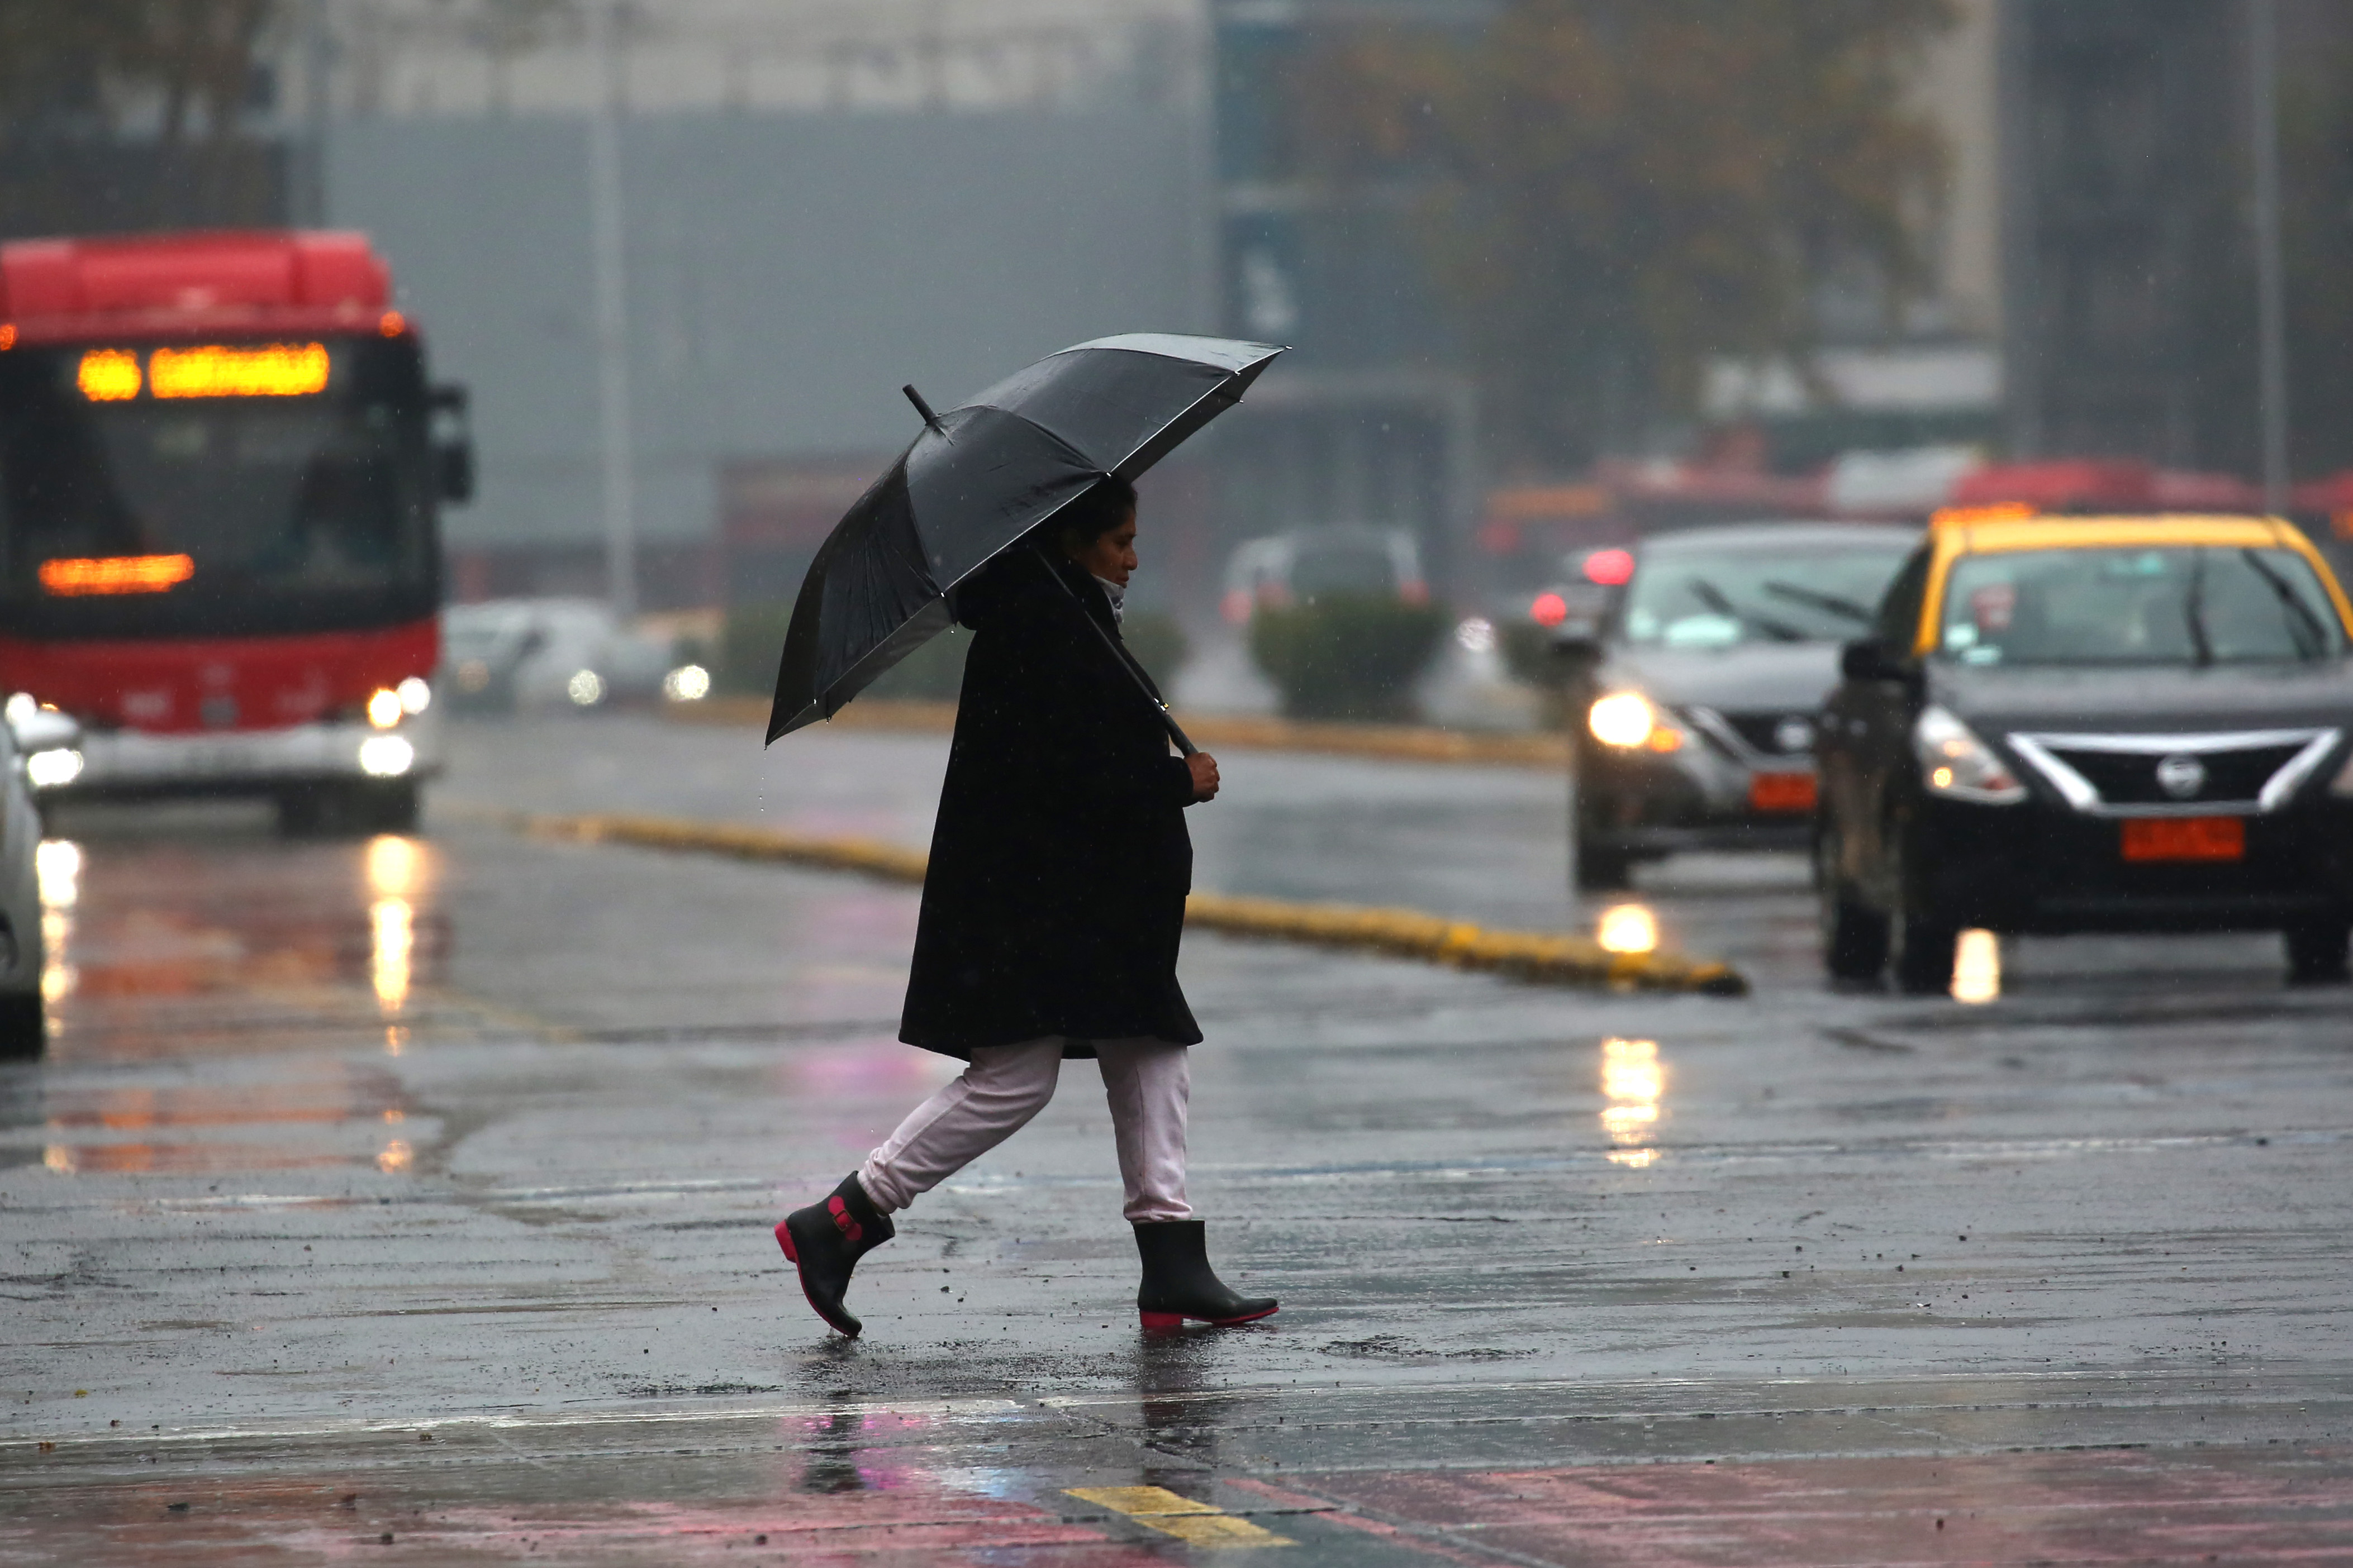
[0,335,438,640]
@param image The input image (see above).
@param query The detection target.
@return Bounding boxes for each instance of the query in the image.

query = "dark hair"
[1052,474,1138,550]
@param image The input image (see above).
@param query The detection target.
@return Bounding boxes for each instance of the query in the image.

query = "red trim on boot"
[776,1218,862,1339]
[1139,1304,1279,1330]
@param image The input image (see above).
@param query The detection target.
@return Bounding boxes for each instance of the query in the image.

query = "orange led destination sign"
[39,554,196,597]
[75,343,331,402]
[77,349,141,401]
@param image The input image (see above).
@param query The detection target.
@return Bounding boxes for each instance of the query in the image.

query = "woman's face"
[1068,509,1140,587]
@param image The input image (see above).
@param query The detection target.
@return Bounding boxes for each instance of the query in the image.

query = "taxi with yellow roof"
[1816,510,2353,993]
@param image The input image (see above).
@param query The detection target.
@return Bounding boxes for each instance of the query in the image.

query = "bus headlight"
[358,736,415,777]
[25,747,82,789]
[1914,704,2025,803]
[396,676,432,714]
[1588,692,1682,752]
[367,687,403,729]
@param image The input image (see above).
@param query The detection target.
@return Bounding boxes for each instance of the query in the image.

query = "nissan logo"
[2155,753,2207,800]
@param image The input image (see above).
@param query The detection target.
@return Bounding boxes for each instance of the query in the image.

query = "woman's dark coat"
[899,548,1202,1059]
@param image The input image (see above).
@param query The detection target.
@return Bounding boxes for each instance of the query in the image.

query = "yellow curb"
[665,697,1569,770]
[506,811,1746,997]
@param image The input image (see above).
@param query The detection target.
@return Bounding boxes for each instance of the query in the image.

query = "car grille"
[2008,729,2341,815]
[2049,744,2303,806]
[1710,711,1819,759]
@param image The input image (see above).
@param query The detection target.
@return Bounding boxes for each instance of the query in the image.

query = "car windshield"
[1620,541,1913,649]
[0,336,435,640]
[1289,541,1401,598]
[1937,546,2349,666]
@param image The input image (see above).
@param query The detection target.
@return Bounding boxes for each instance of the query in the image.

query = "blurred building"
[1999,0,2258,474]
[1202,0,1485,590]
[1998,0,2353,484]
[1700,0,2007,477]
[298,0,1211,608]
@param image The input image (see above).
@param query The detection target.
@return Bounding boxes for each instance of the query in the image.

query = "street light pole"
[587,0,640,619]
[2251,0,2289,513]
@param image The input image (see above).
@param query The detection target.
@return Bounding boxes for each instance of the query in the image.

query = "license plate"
[1748,771,1817,813]
[2121,816,2244,862]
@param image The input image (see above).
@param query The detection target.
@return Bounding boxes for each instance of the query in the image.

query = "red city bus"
[0,230,470,832]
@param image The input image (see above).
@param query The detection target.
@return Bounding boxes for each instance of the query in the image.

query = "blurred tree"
[2281,35,2353,480]
[1303,1,1955,469]
[0,0,287,237]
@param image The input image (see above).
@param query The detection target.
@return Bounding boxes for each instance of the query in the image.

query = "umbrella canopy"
[765,333,1284,744]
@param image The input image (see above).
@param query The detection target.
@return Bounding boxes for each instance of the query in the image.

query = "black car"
[1815,515,2353,993]
[1563,522,1920,890]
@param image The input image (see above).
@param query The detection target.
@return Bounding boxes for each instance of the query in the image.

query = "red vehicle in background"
[0,230,470,832]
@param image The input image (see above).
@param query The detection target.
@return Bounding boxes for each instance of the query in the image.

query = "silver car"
[0,696,71,1056]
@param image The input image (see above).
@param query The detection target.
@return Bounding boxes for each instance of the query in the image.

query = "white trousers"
[858,1038,1191,1223]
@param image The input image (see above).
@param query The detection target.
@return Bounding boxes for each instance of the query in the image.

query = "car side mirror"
[436,440,475,503]
[1549,631,1603,665]
[429,383,474,504]
[1840,638,1911,683]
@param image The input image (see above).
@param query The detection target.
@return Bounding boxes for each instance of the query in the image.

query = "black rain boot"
[1133,1219,1277,1329]
[778,1173,895,1338]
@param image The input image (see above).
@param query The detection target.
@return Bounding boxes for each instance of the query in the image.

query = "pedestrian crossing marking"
[1066,1485,1294,1547]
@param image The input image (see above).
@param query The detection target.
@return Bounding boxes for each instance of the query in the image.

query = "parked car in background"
[441,599,679,714]
[1221,527,1428,623]
[1,695,72,1055]
[1561,522,1920,890]
[1817,513,2353,993]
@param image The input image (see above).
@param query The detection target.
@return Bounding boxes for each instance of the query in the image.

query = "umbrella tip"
[902,384,944,433]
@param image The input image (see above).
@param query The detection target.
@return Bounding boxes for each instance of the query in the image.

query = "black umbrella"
[764,333,1284,746]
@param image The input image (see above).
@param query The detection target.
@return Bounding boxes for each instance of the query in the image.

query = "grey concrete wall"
[326,109,1210,549]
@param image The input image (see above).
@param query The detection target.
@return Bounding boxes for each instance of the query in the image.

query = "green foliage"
[1249,597,1449,723]
[1303,0,1955,468]
[1119,611,1190,692]
[717,604,792,697]
[717,605,972,702]
[0,1,279,142]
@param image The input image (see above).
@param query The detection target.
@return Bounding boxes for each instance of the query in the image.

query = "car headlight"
[1913,704,2025,803]
[566,669,606,707]
[25,747,82,789]
[662,664,711,703]
[367,687,403,729]
[1587,691,1684,752]
[396,676,432,715]
[358,736,415,778]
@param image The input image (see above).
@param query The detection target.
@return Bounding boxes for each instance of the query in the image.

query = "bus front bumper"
[31,714,443,803]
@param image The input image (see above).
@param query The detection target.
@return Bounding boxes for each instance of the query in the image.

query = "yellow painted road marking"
[1066,1486,1294,1548]
[489,809,1748,995]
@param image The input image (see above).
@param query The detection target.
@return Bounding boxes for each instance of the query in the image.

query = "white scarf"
[1092,575,1126,625]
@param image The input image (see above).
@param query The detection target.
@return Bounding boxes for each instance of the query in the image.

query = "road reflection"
[1953,928,2002,1004]
[13,815,447,1173]
[1599,1036,1666,1168]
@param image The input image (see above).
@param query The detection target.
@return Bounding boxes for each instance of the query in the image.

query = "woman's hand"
[1187,751,1221,802]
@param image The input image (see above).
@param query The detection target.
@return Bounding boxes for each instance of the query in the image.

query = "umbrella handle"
[1031,547,1199,757]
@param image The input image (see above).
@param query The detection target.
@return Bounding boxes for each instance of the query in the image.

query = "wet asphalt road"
[4,713,2350,1564]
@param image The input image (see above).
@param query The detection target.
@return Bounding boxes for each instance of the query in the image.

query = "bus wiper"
[1761,579,1872,621]
[2240,549,2329,658]
[1689,576,1805,642]
[2184,549,2213,667]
